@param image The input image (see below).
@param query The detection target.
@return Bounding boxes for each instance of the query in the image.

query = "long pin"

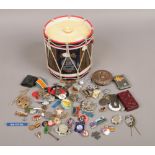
[48,131,59,141]
[134,126,141,135]
[130,127,132,136]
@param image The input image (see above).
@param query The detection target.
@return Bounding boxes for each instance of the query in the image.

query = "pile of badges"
[9,71,141,141]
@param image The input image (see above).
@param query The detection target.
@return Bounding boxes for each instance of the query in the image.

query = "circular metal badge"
[91,70,113,86]
[99,95,111,106]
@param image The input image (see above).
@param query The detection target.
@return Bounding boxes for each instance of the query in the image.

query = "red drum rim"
[43,15,94,45]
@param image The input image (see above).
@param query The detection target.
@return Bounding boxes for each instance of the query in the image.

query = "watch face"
[74,122,84,133]
[77,125,83,130]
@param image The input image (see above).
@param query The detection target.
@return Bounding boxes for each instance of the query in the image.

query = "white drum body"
[43,15,94,79]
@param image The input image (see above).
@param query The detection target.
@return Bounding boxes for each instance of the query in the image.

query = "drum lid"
[44,16,93,44]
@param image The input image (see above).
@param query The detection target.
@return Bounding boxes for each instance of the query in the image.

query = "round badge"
[81,130,89,137]
[91,70,113,86]
[76,124,84,131]
[99,95,111,106]
[48,120,55,126]
[53,117,61,125]
[74,122,84,133]
[61,99,72,109]
[42,121,48,127]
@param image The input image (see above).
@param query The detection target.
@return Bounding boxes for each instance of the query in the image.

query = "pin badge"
[55,124,71,136]
[111,114,122,125]
[74,122,85,133]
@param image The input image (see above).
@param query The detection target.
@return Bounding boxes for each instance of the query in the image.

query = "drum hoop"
[43,15,94,45]
[45,37,93,50]
[48,65,91,78]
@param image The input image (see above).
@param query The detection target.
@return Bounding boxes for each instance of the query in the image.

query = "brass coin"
[91,70,113,86]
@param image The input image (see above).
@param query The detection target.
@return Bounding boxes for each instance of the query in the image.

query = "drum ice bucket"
[43,15,94,79]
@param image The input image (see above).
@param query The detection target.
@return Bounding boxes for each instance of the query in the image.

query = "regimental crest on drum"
[57,50,80,74]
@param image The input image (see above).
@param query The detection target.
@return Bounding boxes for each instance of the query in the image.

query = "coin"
[99,95,111,106]
[91,70,113,86]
